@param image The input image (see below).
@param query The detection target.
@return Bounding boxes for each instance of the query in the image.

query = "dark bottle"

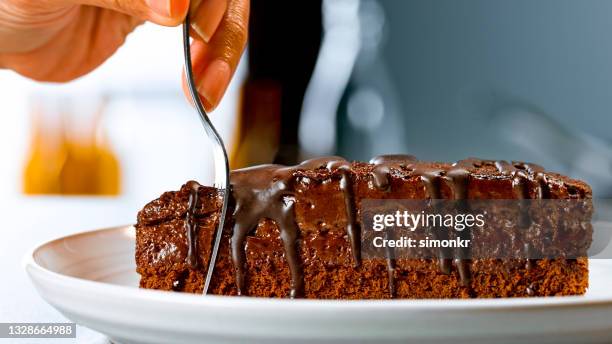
[230,0,323,168]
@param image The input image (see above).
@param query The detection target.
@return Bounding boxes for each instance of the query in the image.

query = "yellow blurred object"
[22,107,66,195]
[22,97,121,196]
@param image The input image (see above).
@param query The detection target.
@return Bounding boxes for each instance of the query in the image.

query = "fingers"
[74,0,189,26]
[190,0,227,43]
[182,40,232,111]
[182,0,249,111]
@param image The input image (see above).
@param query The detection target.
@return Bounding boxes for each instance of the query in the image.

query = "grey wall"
[380,0,612,163]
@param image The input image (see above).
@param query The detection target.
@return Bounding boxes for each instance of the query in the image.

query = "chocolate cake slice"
[135,155,591,298]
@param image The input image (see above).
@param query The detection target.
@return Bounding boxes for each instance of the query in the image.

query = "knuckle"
[224,17,248,48]
[223,0,249,47]
[212,16,248,63]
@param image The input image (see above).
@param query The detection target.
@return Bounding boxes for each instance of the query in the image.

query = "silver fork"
[182,16,230,295]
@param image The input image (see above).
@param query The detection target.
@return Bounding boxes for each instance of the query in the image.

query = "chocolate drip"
[368,155,478,288]
[523,163,549,199]
[370,155,452,278]
[494,160,547,200]
[414,159,476,288]
[445,159,477,288]
[311,158,361,268]
[369,154,417,297]
[438,258,452,275]
[185,181,202,268]
[384,230,396,298]
[495,160,530,226]
[418,169,453,274]
[230,164,303,297]
[492,160,549,270]
[369,154,416,190]
[228,156,359,298]
[455,258,472,287]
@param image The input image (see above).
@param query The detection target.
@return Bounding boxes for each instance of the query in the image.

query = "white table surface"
[0,196,141,344]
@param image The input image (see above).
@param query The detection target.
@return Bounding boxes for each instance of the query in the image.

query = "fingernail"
[146,0,170,17]
[197,60,231,111]
[192,0,227,42]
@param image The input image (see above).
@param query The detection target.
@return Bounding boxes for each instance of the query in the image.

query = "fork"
[182,15,230,295]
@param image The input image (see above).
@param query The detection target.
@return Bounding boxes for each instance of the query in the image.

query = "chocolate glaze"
[369,154,417,190]
[369,154,417,297]
[491,160,549,270]
[365,156,550,290]
[228,156,359,298]
[185,181,202,268]
[309,158,361,268]
[183,154,553,298]
[416,166,454,275]
[229,164,302,297]
[444,159,476,288]
[369,156,476,288]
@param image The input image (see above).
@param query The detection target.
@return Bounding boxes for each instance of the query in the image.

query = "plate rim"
[24,224,612,311]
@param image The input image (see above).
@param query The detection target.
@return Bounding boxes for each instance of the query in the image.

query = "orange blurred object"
[230,79,282,169]
[22,98,121,196]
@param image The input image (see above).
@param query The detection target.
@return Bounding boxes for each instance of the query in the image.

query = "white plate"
[25,225,612,344]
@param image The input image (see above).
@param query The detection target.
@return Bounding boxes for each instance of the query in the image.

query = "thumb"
[78,0,190,26]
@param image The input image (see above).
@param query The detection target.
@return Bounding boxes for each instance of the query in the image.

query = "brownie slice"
[135,156,591,298]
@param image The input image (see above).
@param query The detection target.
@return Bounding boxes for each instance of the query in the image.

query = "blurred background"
[2,0,612,222]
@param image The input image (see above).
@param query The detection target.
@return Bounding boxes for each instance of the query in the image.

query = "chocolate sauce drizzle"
[228,157,360,298]
[369,155,416,297]
[367,156,548,294]
[492,160,549,272]
[183,154,550,298]
[185,181,202,268]
[370,156,477,290]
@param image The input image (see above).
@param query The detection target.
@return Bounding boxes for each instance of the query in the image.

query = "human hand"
[0,0,248,111]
